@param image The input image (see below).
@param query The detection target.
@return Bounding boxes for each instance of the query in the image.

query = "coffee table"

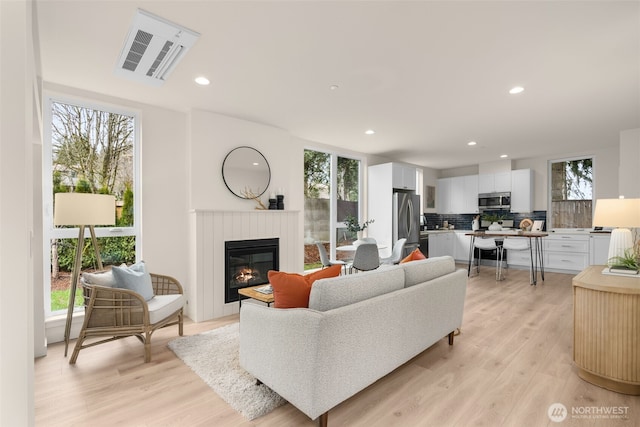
[238,284,274,309]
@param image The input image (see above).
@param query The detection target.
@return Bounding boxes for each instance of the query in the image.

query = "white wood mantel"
[188,210,301,321]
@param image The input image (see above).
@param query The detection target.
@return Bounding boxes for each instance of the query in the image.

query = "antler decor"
[241,187,268,210]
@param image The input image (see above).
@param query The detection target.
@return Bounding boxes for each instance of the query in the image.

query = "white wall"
[1,1,35,425]
[618,128,640,198]
[478,159,512,175]
[437,165,478,179]
[189,110,303,212]
[139,106,189,279]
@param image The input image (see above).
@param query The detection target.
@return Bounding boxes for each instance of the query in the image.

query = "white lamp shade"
[593,198,640,265]
[592,198,640,228]
[54,193,116,226]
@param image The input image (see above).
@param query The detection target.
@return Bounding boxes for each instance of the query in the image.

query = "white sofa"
[239,256,467,426]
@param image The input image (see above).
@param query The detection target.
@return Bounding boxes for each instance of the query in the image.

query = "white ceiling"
[35,0,640,169]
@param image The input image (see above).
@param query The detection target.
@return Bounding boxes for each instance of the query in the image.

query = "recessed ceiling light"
[330,84,339,90]
[195,76,210,85]
[500,154,508,158]
[365,129,375,135]
[509,86,524,94]
[468,141,477,146]
[252,162,259,166]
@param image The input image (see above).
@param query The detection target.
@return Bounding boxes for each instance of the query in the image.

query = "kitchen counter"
[422,229,476,235]
[422,229,453,235]
[549,228,610,235]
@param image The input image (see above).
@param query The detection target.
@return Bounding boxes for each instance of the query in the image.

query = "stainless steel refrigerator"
[393,192,421,257]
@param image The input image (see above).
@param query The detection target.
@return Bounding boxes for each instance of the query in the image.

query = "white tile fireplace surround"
[189,210,301,321]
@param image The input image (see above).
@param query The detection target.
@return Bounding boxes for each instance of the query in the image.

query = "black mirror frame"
[222,146,271,199]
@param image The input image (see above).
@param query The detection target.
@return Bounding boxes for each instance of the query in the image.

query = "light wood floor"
[35,267,640,426]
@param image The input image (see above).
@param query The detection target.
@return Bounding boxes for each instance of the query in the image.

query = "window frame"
[42,93,142,318]
[547,155,595,230]
[304,147,366,261]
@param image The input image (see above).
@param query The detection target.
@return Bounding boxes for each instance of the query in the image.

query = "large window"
[304,149,362,270]
[549,157,593,228]
[43,97,140,317]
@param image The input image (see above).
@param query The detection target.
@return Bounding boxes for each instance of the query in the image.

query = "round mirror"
[222,146,271,199]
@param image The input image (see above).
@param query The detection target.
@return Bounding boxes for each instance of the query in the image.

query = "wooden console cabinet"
[573,265,640,395]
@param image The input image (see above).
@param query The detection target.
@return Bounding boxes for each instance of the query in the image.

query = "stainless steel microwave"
[478,192,511,211]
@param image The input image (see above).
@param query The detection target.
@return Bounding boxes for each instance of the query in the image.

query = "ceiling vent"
[114,9,200,86]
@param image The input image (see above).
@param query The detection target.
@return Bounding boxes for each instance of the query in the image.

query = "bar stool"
[498,237,531,281]
[473,237,500,280]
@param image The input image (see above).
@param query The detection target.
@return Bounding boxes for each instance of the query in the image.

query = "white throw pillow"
[82,270,116,287]
[112,261,155,301]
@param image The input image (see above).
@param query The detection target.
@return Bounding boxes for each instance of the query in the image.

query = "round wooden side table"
[573,265,640,395]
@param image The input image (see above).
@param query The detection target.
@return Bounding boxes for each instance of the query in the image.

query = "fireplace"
[225,238,279,303]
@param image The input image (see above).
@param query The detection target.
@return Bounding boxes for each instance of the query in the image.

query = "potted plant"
[607,248,640,274]
[344,215,375,241]
[482,213,505,231]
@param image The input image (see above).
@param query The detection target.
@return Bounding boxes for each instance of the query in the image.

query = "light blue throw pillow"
[112,261,154,301]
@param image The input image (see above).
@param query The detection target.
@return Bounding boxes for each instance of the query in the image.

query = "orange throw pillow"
[268,264,342,308]
[400,248,427,264]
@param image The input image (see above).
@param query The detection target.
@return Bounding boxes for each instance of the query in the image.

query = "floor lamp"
[592,198,640,266]
[54,193,115,357]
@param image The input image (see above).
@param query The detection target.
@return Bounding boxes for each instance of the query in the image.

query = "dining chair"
[350,243,380,273]
[472,237,500,280]
[316,242,347,275]
[380,238,407,265]
[498,237,531,281]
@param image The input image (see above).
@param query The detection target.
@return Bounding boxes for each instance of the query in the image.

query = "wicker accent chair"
[69,273,185,364]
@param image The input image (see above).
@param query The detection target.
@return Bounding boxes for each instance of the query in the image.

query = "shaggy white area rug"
[168,322,286,420]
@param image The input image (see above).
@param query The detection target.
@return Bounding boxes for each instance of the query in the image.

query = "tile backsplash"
[424,211,547,231]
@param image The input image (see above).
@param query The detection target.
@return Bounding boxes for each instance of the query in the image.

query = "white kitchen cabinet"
[510,169,533,213]
[453,231,472,262]
[589,234,611,265]
[479,172,511,193]
[437,175,478,214]
[463,175,479,214]
[449,176,465,213]
[436,177,452,214]
[392,163,416,191]
[367,163,394,251]
[428,232,454,258]
[544,233,590,272]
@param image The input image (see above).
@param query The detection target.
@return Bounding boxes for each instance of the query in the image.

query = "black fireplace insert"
[224,238,279,303]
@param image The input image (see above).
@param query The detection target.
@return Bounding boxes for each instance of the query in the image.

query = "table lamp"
[54,193,115,356]
[592,197,640,266]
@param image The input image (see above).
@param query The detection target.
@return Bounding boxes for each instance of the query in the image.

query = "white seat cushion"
[503,237,529,251]
[474,238,497,250]
[147,294,185,324]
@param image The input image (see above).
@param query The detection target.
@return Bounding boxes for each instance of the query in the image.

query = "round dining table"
[336,243,387,251]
